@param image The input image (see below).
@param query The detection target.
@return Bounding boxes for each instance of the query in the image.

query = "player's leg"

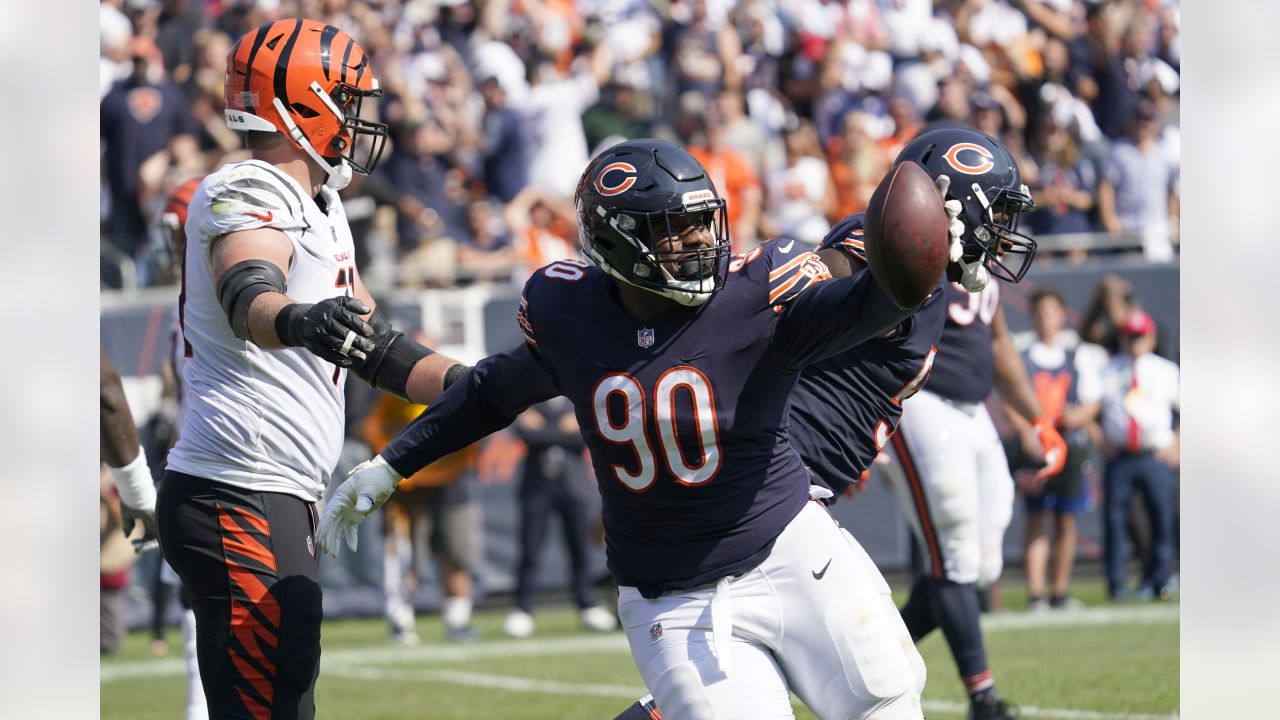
[616,584,796,720]
[1103,456,1136,599]
[157,473,323,720]
[762,502,925,719]
[613,695,662,720]
[973,404,1015,592]
[892,396,1010,715]
[896,575,937,641]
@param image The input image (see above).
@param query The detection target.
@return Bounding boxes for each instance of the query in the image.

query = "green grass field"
[101,580,1177,720]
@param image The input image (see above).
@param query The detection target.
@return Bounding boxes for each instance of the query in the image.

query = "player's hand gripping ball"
[863,160,950,309]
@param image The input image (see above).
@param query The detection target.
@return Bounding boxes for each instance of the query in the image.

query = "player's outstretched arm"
[343,269,469,404]
[211,228,378,366]
[773,262,915,370]
[317,342,560,556]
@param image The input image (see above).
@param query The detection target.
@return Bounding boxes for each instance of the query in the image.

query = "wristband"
[107,447,156,512]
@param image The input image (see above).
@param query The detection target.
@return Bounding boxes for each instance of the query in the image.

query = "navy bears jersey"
[920,280,1001,404]
[381,239,908,597]
[789,212,945,497]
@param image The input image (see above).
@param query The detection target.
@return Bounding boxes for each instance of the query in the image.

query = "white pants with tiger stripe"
[887,390,1014,587]
[617,501,926,720]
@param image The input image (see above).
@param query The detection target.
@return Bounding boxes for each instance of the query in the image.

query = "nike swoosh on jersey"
[812,558,832,580]
[779,239,795,253]
[245,209,274,223]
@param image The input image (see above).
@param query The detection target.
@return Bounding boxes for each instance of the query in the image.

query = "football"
[862,160,950,309]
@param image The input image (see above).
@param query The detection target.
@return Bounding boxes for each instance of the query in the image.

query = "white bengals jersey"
[166,159,359,502]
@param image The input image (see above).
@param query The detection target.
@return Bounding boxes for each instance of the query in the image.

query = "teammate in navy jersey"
[886,127,1067,720]
[793,213,947,499]
[319,139,944,719]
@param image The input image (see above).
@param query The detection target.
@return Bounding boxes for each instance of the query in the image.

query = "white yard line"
[101,604,1179,719]
[327,666,1178,720]
[981,604,1177,632]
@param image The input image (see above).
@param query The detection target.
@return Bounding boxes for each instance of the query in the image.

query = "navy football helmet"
[894,126,1037,284]
[575,139,730,306]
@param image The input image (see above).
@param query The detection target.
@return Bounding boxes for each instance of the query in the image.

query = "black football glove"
[120,503,159,554]
[276,296,378,367]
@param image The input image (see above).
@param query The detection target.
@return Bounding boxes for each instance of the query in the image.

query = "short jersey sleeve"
[819,211,868,263]
[190,162,309,248]
[757,238,834,308]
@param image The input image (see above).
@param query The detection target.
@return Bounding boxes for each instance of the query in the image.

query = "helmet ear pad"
[575,140,732,306]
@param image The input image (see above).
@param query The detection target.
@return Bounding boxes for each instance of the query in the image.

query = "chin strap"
[272,95,352,190]
[959,257,990,292]
[937,178,990,293]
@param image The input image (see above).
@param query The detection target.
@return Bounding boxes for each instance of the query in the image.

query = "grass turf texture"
[102,580,1177,720]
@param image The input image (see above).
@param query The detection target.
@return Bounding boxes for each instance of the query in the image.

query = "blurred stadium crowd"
[100,0,1180,291]
[100,0,1180,659]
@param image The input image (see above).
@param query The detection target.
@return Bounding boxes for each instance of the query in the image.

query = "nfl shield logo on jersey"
[649,623,663,641]
[637,328,655,348]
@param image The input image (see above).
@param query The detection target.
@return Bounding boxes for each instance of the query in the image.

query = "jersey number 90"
[591,368,722,492]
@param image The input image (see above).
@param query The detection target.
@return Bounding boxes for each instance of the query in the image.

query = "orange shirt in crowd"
[688,146,761,252]
[362,394,479,489]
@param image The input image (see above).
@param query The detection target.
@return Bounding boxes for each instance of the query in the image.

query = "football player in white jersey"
[155,20,466,720]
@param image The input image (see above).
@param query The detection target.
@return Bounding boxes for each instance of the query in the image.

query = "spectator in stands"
[762,118,834,248]
[1097,309,1179,602]
[380,109,468,256]
[503,185,580,275]
[1079,274,1136,355]
[477,73,532,203]
[1013,288,1105,612]
[457,198,521,283]
[503,398,616,638]
[1097,100,1179,261]
[666,0,743,101]
[100,3,134,100]
[582,73,653,153]
[363,379,485,643]
[100,36,199,286]
[826,104,894,221]
[687,108,764,253]
[1025,117,1098,257]
[520,43,613,198]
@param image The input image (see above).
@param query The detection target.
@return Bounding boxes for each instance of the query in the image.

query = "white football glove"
[316,455,403,557]
[934,174,989,292]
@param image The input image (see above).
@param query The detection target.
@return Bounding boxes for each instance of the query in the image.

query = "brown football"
[862,160,950,309]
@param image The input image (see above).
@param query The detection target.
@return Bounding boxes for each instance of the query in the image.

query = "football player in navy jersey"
[885,127,1067,720]
[612,208,950,720]
[319,139,946,719]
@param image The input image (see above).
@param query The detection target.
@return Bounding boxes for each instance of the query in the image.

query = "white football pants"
[617,501,926,720]
[888,390,1014,587]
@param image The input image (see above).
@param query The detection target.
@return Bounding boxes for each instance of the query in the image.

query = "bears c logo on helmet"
[594,162,638,196]
[941,143,995,175]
